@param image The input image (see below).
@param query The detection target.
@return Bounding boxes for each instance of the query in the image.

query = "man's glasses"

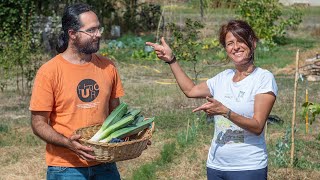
[77,27,104,37]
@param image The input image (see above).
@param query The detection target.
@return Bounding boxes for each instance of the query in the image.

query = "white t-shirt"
[206,67,278,171]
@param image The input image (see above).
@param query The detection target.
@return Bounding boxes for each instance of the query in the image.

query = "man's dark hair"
[56,3,92,53]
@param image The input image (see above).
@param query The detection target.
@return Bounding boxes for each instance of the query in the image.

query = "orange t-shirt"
[29,54,124,167]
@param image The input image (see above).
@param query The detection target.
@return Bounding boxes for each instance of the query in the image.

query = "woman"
[146,20,278,180]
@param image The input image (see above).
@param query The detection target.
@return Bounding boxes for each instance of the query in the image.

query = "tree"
[236,0,302,47]
[0,0,41,94]
[167,19,205,82]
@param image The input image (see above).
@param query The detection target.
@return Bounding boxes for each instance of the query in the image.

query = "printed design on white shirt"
[224,93,233,99]
[214,116,244,144]
[236,91,245,102]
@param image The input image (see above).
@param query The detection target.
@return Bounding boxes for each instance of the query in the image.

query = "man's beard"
[75,39,100,54]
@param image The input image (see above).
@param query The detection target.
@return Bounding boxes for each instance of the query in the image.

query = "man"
[30,3,124,179]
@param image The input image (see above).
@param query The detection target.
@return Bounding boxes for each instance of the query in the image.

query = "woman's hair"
[56,3,92,53]
[219,20,259,61]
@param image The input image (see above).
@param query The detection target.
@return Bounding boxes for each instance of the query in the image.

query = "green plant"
[138,3,162,31]
[92,109,141,142]
[160,142,176,164]
[121,0,162,33]
[0,0,42,94]
[293,139,320,169]
[100,117,154,143]
[271,127,291,167]
[132,163,157,180]
[236,0,302,48]
[0,124,9,133]
[189,0,237,9]
[100,34,158,61]
[177,121,198,148]
[167,18,205,82]
[90,102,128,141]
[167,18,226,81]
[131,49,158,61]
[302,102,320,125]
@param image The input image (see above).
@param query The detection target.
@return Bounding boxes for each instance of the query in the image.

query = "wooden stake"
[156,8,165,43]
[305,87,309,134]
[186,118,190,142]
[200,0,204,20]
[265,121,268,142]
[290,49,299,166]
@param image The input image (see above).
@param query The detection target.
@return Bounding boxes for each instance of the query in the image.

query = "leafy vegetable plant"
[302,102,320,125]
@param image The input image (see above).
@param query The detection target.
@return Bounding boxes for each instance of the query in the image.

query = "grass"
[130,116,208,180]
[255,37,319,69]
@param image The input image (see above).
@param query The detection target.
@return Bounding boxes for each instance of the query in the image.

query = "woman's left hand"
[192,97,228,116]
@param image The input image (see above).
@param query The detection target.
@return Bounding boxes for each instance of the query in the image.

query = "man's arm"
[31,111,95,161]
[31,111,69,146]
[109,98,120,113]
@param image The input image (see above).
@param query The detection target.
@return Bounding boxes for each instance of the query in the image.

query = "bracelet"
[225,109,232,119]
[165,56,177,64]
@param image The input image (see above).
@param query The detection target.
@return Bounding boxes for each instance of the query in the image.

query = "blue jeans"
[207,166,268,180]
[47,163,120,180]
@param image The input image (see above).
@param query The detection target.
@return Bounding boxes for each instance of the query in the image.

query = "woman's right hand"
[145,37,174,62]
[192,97,229,117]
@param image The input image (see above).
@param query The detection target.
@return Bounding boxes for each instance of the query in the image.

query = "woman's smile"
[234,51,244,57]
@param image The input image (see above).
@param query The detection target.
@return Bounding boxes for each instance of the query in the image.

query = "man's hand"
[68,134,96,161]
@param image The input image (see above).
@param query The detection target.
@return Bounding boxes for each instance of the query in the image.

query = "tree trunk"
[200,0,204,20]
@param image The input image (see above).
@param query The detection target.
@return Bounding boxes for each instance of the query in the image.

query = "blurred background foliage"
[0,0,306,94]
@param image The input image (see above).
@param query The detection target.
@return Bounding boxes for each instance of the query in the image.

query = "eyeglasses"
[77,27,104,37]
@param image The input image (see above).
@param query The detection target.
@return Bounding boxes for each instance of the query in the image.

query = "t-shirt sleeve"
[206,76,216,97]
[256,71,278,96]
[206,70,229,97]
[110,66,125,99]
[29,69,54,111]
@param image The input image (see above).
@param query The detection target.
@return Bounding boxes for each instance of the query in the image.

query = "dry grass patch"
[156,144,209,180]
[269,167,320,180]
[274,46,320,76]
[0,146,46,180]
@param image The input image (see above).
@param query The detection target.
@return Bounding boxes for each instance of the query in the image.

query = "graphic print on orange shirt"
[76,79,101,109]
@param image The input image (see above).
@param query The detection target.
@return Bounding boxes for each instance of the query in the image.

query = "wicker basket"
[75,122,154,163]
